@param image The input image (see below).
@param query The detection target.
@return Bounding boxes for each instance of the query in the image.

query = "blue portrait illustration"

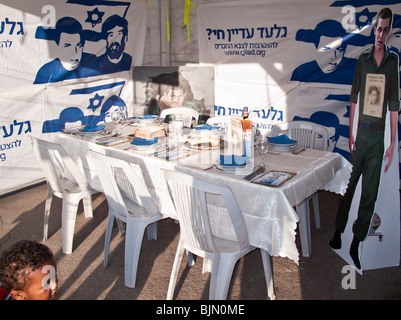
[34,17,97,84]
[42,107,85,133]
[291,20,368,85]
[42,95,127,133]
[94,15,132,75]
[34,14,133,84]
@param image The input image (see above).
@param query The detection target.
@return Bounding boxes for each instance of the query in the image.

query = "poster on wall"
[132,66,215,121]
[198,0,401,272]
[0,0,147,195]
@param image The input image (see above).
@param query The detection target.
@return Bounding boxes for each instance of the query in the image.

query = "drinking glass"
[255,139,269,168]
[119,105,128,122]
[170,113,184,137]
[110,109,122,134]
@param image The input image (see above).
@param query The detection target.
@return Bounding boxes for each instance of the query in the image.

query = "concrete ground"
[1,182,400,301]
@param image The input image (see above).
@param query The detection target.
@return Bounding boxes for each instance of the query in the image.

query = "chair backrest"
[90,150,159,220]
[271,121,329,151]
[163,169,249,254]
[31,136,91,196]
[160,107,199,127]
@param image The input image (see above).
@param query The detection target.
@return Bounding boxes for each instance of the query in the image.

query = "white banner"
[0,0,147,195]
[198,0,401,160]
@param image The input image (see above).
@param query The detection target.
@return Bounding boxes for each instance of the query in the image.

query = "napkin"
[81,124,105,132]
[194,124,220,130]
[130,137,158,146]
[220,154,250,166]
[136,114,158,120]
[267,134,297,145]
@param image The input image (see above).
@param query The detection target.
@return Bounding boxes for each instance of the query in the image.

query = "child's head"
[0,240,58,300]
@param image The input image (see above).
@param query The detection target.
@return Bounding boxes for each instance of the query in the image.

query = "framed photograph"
[251,170,296,187]
[362,73,385,119]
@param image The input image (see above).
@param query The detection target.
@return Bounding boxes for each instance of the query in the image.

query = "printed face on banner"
[58,32,84,71]
[316,36,344,73]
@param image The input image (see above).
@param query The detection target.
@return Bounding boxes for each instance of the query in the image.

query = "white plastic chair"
[271,120,328,152]
[163,169,275,300]
[271,121,329,256]
[160,107,199,127]
[31,136,98,254]
[90,149,166,288]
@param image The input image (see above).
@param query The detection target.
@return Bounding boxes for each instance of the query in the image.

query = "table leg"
[296,200,311,257]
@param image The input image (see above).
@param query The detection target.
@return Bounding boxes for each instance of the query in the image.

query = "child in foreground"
[0,240,58,300]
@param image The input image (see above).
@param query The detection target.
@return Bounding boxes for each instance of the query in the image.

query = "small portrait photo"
[367,85,380,105]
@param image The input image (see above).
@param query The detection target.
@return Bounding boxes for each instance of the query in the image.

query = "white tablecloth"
[55,131,351,265]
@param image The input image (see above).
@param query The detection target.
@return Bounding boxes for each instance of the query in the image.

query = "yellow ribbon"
[184,0,197,42]
[166,0,170,42]
[147,0,151,9]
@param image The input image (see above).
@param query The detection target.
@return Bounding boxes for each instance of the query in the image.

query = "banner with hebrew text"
[198,0,401,161]
[0,0,147,195]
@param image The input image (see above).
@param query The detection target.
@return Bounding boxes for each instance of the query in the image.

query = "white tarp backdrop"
[0,0,147,195]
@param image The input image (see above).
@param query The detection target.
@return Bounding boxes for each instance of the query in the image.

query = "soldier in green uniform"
[329,8,400,269]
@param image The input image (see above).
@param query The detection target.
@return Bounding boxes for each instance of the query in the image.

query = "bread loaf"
[134,126,166,139]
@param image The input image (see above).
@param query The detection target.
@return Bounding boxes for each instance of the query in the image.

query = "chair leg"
[187,251,195,267]
[260,249,275,300]
[167,239,185,300]
[43,187,53,241]
[116,218,125,235]
[61,195,80,254]
[312,194,321,229]
[104,212,115,268]
[82,195,93,219]
[146,222,157,241]
[124,220,146,288]
[202,258,212,273]
[210,254,236,300]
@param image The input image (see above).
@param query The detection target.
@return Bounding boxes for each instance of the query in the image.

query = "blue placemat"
[81,124,105,132]
[194,124,220,130]
[267,134,297,145]
[130,137,158,146]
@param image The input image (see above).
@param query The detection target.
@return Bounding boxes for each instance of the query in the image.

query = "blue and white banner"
[198,0,401,160]
[0,0,147,195]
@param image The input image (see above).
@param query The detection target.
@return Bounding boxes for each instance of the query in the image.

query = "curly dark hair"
[0,240,54,292]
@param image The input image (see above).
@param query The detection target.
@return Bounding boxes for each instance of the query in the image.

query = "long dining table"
[54,122,351,264]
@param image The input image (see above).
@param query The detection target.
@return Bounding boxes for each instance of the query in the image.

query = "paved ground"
[1,182,400,301]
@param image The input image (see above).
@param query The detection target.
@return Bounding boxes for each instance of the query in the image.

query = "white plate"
[135,117,159,125]
[192,127,220,136]
[220,162,247,169]
[268,143,297,152]
[214,163,253,174]
[79,124,106,135]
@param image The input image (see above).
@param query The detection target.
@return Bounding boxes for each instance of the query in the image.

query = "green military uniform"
[335,45,399,241]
